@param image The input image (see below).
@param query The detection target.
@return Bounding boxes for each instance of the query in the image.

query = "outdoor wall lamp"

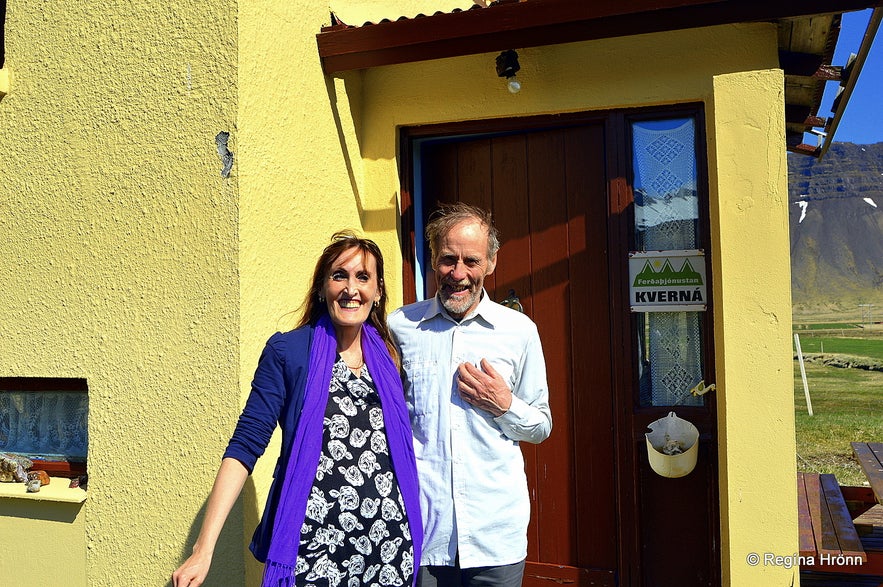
[495,49,521,94]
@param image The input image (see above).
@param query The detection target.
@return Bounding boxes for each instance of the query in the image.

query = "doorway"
[399,109,719,586]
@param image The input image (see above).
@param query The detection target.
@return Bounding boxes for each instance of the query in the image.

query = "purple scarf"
[261,314,422,587]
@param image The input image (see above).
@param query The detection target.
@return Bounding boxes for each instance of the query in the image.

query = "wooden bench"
[852,442,883,505]
[797,472,867,562]
[854,504,883,536]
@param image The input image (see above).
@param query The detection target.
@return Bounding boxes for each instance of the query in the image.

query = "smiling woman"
[320,246,382,367]
[299,231,398,366]
[173,231,421,587]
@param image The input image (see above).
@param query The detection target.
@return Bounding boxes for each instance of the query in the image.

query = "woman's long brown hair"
[296,231,399,366]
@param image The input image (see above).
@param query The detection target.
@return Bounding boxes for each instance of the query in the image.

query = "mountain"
[788,142,883,315]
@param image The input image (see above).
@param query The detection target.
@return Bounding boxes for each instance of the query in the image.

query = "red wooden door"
[401,112,719,586]
[415,124,617,585]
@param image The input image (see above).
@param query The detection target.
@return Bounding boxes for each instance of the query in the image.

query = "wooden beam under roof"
[779,50,842,79]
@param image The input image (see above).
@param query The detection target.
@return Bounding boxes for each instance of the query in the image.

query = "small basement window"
[0,377,88,477]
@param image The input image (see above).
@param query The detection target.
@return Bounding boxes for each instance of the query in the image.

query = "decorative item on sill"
[0,453,33,483]
[28,470,50,486]
[645,411,700,478]
[69,474,88,490]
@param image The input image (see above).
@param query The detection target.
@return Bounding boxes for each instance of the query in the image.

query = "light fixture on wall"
[495,49,521,94]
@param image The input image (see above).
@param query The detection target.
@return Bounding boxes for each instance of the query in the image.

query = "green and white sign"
[629,250,707,312]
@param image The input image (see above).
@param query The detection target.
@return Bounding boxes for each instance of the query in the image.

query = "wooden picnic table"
[851,442,883,505]
[796,445,883,576]
[797,472,867,562]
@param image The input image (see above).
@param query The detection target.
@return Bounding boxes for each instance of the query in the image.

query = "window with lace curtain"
[0,378,88,476]
[630,116,707,408]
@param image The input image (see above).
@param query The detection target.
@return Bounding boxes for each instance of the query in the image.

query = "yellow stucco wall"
[0,489,87,584]
[709,69,798,586]
[0,0,797,584]
[0,0,241,585]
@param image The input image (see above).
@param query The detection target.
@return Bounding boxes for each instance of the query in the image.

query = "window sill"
[0,478,87,503]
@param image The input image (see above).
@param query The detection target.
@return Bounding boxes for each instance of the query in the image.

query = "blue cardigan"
[223,324,422,569]
[223,326,313,562]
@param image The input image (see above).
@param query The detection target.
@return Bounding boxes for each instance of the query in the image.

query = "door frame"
[398,105,719,586]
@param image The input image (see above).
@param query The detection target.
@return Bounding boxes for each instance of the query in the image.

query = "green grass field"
[794,334,883,359]
[794,345,883,486]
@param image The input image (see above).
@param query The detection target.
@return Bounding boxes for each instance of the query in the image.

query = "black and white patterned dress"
[295,357,414,587]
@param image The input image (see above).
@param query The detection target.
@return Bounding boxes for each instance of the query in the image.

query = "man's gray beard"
[441,289,479,317]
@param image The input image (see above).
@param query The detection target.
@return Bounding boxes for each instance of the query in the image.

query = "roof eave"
[316,0,883,74]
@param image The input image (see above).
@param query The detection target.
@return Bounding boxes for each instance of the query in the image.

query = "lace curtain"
[0,391,88,459]
[632,118,704,407]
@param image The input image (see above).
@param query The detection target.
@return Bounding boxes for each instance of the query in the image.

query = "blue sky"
[819,9,883,144]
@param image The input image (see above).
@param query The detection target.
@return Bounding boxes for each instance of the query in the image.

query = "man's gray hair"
[425,202,501,263]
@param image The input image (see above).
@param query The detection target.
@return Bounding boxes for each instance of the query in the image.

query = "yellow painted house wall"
[0,1,796,586]
[0,0,242,584]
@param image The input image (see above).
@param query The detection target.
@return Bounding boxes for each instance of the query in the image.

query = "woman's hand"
[171,458,249,587]
[172,548,213,586]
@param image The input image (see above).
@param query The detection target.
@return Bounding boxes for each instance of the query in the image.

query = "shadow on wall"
[0,496,84,523]
[323,74,396,234]
[242,476,265,586]
[173,476,259,586]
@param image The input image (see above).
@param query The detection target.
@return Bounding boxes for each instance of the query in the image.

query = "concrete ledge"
[0,478,87,503]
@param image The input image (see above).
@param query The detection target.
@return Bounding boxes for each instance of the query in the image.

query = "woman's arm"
[172,457,249,587]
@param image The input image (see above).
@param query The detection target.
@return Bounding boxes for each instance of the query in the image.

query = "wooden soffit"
[316,0,883,74]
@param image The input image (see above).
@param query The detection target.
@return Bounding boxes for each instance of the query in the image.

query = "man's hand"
[457,359,513,417]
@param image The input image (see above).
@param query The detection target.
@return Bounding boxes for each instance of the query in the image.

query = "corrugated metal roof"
[326,2,489,30]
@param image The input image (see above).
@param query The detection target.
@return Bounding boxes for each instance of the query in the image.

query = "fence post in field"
[794,333,814,416]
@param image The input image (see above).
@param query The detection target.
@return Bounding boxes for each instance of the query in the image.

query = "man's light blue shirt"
[388,292,552,568]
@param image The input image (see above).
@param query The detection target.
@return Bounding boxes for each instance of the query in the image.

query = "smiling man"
[389,202,552,587]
